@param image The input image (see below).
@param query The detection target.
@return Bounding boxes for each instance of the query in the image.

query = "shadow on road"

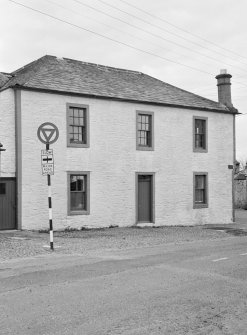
[205,209,247,236]
[205,226,247,236]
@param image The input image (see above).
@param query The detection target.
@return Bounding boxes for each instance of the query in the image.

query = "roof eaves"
[234,173,246,180]
[0,72,12,77]
[10,85,237,114]
[144,73,228,108]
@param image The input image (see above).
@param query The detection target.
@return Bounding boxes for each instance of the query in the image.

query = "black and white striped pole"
[37,122,59,251]
[46,143,54,250]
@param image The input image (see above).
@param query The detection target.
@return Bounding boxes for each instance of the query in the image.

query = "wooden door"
[0,178,16,230]
[138,175,153,222]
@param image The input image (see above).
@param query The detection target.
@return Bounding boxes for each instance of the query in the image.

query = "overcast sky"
[1,0,247,160]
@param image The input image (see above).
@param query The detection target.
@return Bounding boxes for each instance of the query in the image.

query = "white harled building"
[0,56,238,230]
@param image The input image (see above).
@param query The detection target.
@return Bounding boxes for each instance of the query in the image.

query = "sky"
[1,0,247,161]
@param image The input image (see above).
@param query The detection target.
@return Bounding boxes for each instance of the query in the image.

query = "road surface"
[1,236,247,334]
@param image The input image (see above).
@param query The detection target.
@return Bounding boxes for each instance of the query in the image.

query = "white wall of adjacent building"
[2,89,234,229]
[0,89,16,177]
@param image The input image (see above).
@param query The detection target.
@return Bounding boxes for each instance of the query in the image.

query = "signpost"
[37,123,59,250]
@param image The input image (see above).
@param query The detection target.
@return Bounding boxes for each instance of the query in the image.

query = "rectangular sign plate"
[41,149,54,175]
[42,164,54,176]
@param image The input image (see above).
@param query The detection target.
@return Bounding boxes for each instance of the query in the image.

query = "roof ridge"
[62,56,143,75]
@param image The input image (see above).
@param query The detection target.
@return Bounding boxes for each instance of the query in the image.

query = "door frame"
[135,172,155,224]
[0,177,17,230]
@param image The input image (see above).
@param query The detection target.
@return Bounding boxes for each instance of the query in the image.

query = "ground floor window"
[68,172,90,215]
[193,172,208,208]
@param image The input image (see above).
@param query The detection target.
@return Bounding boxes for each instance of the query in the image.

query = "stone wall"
[235,179,247,208]
[0,89,16,177]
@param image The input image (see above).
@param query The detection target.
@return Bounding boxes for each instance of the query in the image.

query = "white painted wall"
[0,89,15,177]
[19,90,234,229]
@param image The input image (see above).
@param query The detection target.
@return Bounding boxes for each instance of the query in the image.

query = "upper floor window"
[136,111,154,150]
[67,103,89,147]
[193,173,208,208]
[193,117,207,152]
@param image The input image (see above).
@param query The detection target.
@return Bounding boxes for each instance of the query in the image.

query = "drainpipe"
[216,70,237,222]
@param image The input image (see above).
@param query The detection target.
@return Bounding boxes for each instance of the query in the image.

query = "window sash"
[70,175,87,212]
[70,192,86,211]
[195,119,205,133]
[194,119,206,149]
[195,134,205,148]
[195,175,207,204]
[69,107,86,144]
[195,189,205,203]
[138,114,151,147]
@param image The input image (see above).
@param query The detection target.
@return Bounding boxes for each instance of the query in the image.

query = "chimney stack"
[215,69,233,108]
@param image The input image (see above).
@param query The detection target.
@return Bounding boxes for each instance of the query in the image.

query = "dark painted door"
[138,175,152,222]
[0,178,16,230]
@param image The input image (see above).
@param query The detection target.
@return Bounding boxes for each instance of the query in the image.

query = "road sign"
[37,122,59,145]
[37,124,58,250]
[41,149,54,175]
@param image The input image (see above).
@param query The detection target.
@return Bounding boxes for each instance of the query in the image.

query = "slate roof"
[0,72,11,87]
[0,55,234,113]
[234,174,246,180]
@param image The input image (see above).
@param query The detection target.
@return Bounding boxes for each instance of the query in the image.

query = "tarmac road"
[1,236,247,334]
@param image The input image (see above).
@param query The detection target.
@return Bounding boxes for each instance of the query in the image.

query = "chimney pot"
[220,69,227,74]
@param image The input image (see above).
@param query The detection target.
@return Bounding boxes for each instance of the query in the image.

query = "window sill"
[193,148,208,153]
[193,203,208,209]
[137,146,154,151]
[67,143,89,148]
[68,210,90,215]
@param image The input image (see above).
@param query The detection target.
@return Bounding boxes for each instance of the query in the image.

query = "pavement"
[0,209,247,261]
[206,209,247,229]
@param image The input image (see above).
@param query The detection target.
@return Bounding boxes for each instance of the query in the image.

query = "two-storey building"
[0,56,238,230]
